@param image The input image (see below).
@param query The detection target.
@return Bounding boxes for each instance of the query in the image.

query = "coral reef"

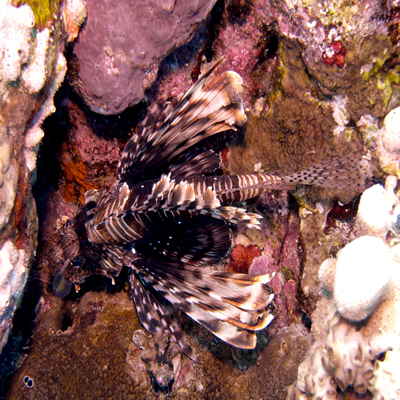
[369,348,400,399]
[357,107,400,178]
[322,40,347,68]
[11,0,61,30]
[0,126,18,230]
[355,181,398,239]
[322,314,375,394]
[228,243,261,273]
[0,1,35,89]
[3,0,400,397]
[6,290,310,399]
[240,191,303,335]
[287,175,400,398]
[73,0,218,114]
[6,291,149,398]
[131,328,205,396]
[57,99,122,204]
[0,241,28,350]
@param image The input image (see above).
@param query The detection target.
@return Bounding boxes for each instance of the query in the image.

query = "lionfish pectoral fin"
[180,305,274,349]
[200,206,263,229]
[129,272,201,363]
[135,215,231,267]
[282,156,373,192]
[168,150,220,178]
[133,259,274,352]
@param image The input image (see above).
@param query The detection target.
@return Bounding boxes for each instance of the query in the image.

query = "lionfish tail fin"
[282,156,373,192]
[132,260,274,354]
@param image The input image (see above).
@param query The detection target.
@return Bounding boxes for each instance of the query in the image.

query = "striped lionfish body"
[53,59,372,361]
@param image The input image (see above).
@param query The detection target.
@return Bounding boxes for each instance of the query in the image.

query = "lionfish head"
[51,217,88,298]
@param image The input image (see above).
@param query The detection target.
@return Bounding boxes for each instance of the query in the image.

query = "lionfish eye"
[71,255,85,267]
[65,219,74,228]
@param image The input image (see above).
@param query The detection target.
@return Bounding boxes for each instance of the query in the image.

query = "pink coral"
[74,0,217,114]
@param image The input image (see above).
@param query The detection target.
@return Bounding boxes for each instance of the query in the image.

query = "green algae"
[12,0,60,31]
[265,40,289,109]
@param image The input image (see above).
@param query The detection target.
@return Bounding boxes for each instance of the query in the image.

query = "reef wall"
[1,0,400,398]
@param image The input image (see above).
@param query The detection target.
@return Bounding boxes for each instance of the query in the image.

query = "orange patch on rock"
[228,244,261,273]
[60,142,95,204]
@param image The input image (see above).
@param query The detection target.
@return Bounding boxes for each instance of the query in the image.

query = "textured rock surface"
[6,291,311,399]
[74,0,217,114]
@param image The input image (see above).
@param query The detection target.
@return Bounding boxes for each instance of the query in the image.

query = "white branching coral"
[321,314,375,394]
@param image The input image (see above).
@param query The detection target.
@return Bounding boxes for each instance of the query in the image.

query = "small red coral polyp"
[322,40,346,68]
[324,198,358,234]
[322,54,336,67]
[331,40,345,55]
[229,244,261,273]
[221,148,229,166]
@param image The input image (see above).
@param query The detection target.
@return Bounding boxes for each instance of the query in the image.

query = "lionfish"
[52,58,371,361]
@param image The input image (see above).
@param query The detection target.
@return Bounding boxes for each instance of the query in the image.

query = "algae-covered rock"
[6,291,147,399]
